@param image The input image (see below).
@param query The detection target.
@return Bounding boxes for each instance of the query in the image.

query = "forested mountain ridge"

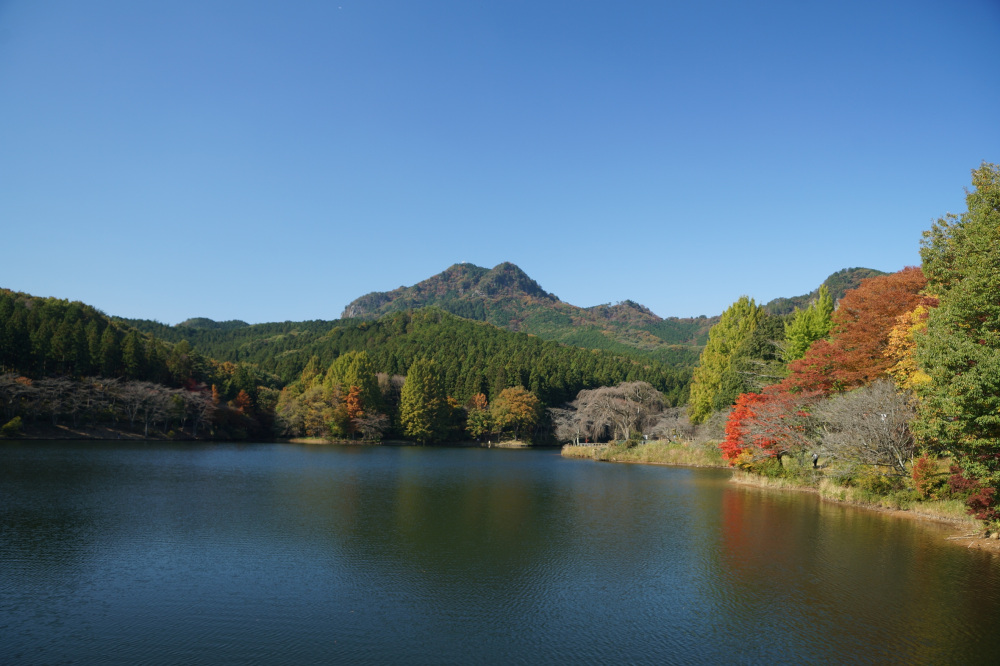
[177,318,250,330]
[342,262,558,318]
[118,307,689,406]
[338,262,887,366]
[0,263,886,441]
[340,262,714,366]
[763,267,887,315]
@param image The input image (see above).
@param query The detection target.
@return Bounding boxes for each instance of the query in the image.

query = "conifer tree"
[399,358,448,443]
[688,296,765,423]
[784,284,834,361]
[99,325,122,377]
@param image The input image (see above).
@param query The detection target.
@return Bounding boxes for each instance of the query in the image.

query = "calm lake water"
[2,442,999,664]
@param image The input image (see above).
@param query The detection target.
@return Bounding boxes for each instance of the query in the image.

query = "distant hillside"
[118,264,889,385]
[341,262,713,367]
[178,318,249,330]
[764,267,887,315]
[120,308,691,405]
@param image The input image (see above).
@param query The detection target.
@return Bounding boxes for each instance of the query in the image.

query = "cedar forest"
[1,163,999,526]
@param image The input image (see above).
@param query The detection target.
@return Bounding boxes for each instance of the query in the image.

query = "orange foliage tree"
[345,384,364,436]
[233,389,253,413]
[779,267,927,394]
[346,385,364,420]
[721,392,771,462]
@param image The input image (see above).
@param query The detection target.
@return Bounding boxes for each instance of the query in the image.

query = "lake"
[2,442,999,664]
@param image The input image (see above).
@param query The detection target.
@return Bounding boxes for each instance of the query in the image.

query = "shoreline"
[0,430,540,449]
[562,442,1000,554]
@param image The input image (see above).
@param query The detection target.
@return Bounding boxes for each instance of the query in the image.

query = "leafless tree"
[61,378,93,427]
[572,381,664,442]
[0,374,36,421]
[182,389,215,438]
[549,406,592,445]
[648,406,697,441]
[691,408,731,445]
[34,377,73,425]
[115,381,161,431]
[136,384,180,438]
[353,412,389,441]
[815,379,916,475]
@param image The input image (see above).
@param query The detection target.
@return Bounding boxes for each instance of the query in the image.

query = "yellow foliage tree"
[884,301,935,391]
[491,386,541,441]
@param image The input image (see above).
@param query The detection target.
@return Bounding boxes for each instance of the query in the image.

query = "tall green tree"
[122,330,146,380]
[688,296,765,423]
[915,162,1000,491]
[784,284,834,361]
[327,351,380,413]
[99,325,122,377]
[399,358,448,443]
[718,312,787,404]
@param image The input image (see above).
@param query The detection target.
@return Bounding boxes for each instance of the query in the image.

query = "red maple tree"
[721,389,820,466]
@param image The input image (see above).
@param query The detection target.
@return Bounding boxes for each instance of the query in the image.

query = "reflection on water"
[1,442,999,664]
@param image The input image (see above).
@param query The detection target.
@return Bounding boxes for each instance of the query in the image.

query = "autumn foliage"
[884,297,938,391]
[721,392,772,462]
[778,267,927,394]
[346,385,364,420]
[721,389,819,467]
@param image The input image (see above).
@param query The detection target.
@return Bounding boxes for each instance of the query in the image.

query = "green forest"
[0,291,688,442]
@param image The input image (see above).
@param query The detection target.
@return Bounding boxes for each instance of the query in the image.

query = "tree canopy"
[778,267,926,394]
[784,284,833,362]
[688,296,766,423]
[915,162,1000,488]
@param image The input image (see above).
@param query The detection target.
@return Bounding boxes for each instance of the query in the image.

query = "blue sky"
[2,1,998,324]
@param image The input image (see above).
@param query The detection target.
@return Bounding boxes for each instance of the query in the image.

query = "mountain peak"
[340,262,556,319]
[478,262,556,300]
[585,300,661,324]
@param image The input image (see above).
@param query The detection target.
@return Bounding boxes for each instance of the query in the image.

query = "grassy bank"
[567,442,987,539]
[285,437,533,448]
[729,467,982,531]
[561,440,725,467]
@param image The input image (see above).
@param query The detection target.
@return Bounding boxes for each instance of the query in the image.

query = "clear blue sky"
[2,0,998,324]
